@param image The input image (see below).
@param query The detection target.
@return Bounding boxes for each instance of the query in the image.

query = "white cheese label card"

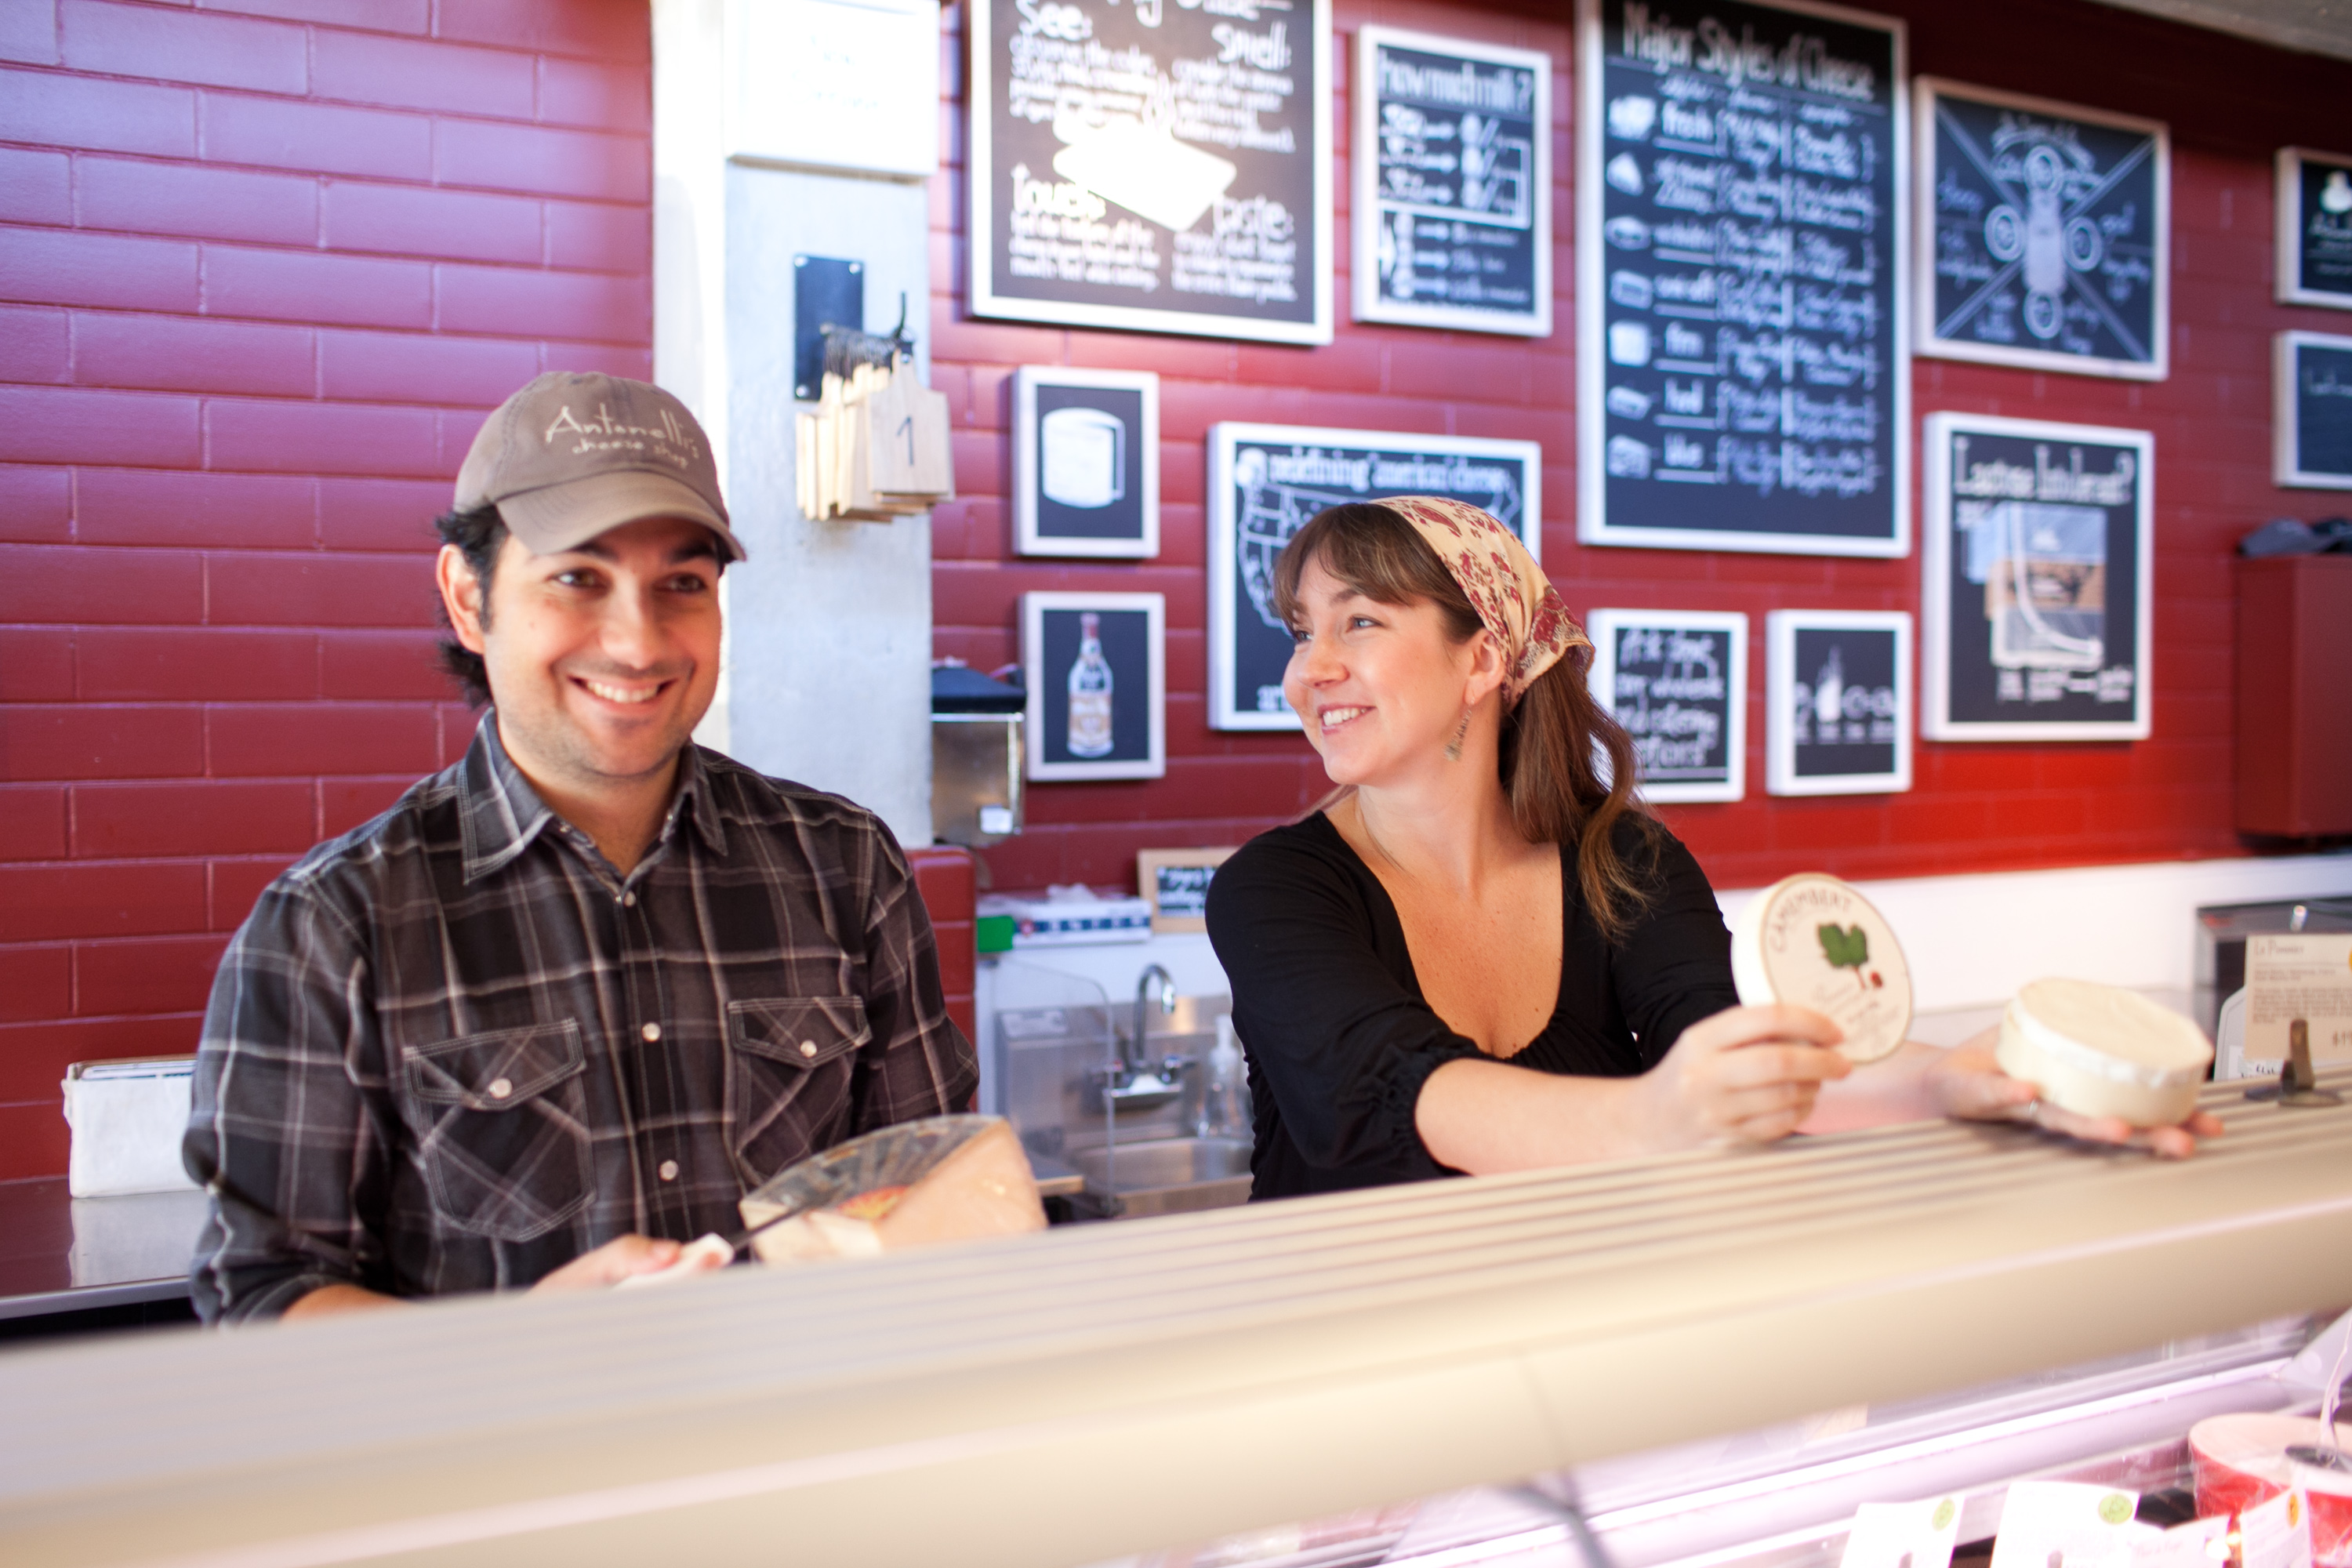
[1840,1496,1962,1568]
[2247,934,2352,1064]
[2126,1515,2230,1568]
[1990,1482,2140,1568]
[2240,1489,2314,1568]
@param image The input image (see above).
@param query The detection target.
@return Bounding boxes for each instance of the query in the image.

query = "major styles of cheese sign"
[1577,0,1909,559]
[968,0,1333,345]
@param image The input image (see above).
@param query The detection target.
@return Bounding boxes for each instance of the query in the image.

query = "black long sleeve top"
[1203,811,1741,1200]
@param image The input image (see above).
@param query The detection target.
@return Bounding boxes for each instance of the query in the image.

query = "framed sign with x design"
[1915,78,2169,380]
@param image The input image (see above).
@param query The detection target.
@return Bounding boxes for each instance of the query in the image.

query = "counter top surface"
[0,1179,205,1319]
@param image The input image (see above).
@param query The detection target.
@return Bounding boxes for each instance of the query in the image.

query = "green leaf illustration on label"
[1932,1499,1957,1531]
[2098,1494,2133,1526]
[1818,922,1870,971]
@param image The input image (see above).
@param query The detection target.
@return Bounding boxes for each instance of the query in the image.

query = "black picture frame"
[1586,609,1749,802]
[2276,148,2352,310]
[1021,593,1167,781]
[2275,331,2352,490]
[1766,611,1912,795]
[1012,368,1159,558]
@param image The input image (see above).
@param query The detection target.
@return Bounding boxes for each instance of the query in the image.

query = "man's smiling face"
[441,514,724,801]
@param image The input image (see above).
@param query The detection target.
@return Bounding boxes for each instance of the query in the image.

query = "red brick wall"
[0,0,653,1181]
[928,0,2352,895]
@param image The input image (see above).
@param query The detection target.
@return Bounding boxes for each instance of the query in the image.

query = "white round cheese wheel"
[1994,978,2214,1127]
[1730,873,1912,1063]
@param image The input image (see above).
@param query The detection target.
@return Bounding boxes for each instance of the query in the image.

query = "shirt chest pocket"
[725,996,869,1185]
[401,1022,593,1243]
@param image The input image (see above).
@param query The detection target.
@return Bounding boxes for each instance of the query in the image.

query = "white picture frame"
[1922,412,2155,740]
[1352,26,1552,336]
[1915,77,2169,381]
[1011,368,1160,558]
[1207,422,1544,731]
[2275,330,2352,490]
[1575,0,1911,558]
[1586,608,1749,804]
[1021,592,1166,782]
[967,0,1334,345]
[2276,147,2352,310]
[1766,610,1913,797]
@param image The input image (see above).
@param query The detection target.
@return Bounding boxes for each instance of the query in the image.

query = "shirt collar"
[458,716,728,883]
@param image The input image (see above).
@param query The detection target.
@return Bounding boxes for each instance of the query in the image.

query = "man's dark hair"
[434,504,506,708]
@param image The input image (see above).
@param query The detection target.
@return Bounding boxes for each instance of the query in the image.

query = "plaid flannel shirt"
[187,718,977,1323]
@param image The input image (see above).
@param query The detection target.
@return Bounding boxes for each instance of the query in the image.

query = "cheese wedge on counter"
[1994,979,2214,1127]
[1730,873,1913,1064]
[740,1115,1046,1266]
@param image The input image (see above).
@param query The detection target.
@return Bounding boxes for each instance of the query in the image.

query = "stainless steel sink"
[1068,1137,1252,1218]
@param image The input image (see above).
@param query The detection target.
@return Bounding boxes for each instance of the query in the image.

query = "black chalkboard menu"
[967,0,1332,345]
[1576,0,1907,558]
[1917,80,2168,380]
[1588,609,1749,801]
[2275,332,2352,490]
[2278,148,2352,310]
[1352,27,1552,336]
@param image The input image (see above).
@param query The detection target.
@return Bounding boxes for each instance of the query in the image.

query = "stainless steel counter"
[0,1178,204,1322]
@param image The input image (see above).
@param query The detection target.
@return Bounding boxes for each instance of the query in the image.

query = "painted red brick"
[0,1015,203,1103]
[0,544,204,625]
[0,303,70,385]
[310,27,535,118]
[3,705,206,781]
[0,64,194,157]
[0,862,209,942]
[544,199,646,273]
[206,551,437,628]
[0,227,198,314]
[316,476,449,550]
[320,772,422,835]
[204,397,441,477]
[433,261,646,340]
[0,630,73,702]
[60,1,307,93]
[209,855,298,933]
[74,935,230,1018]
[76,155,319,247]
[0,146,71,225]
[432,118,648,204]
[320,179,543,266]
[200,93,432,182]
[320,629,448,699]
[538,339,651,379]
[537,56,648,132]
[0,466,71,545]
[434,0,648,64]
[72,311,315,400]
[318,328,541,408]
[0,1,58,64]
[76,627,315,701]
[0,1102,71,1183]
[196,0,427,31]
[74,467,316,550]
[434,405,491,472]
[201,245,434,331]
[0,947,71,1024]
[0,786,68,860]
[207,700,438,776]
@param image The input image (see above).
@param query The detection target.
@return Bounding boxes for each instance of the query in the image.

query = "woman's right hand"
[1634,1004,1853,1149]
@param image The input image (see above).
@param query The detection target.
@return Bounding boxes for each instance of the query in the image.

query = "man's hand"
[1924,1032,2223,1160]
[529,1234,723,1292]
[1635,1004,1854,1149]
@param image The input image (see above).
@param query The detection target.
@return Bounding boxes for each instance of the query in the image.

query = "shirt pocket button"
[798,1040,818,1058]
[488,1077,514,1100]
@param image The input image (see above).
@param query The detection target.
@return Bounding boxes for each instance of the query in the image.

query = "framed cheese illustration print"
[1012,368,1160,558]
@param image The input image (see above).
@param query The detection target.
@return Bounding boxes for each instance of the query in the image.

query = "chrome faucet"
[1094,964,1187,1113]
[1125,964,1176,1073]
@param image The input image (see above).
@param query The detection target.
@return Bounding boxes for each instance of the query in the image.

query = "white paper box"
[63,1057,199,1198]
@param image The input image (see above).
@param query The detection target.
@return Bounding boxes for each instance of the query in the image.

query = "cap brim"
[495,470,747,563]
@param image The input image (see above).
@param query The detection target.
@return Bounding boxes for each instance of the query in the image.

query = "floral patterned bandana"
[1379,495,1588,703]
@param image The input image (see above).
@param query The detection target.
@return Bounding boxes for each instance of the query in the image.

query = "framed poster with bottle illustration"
[1020,592,1167,782]
[1922,412,2154,740]
[1915,78,2169,379]
[1765,609,1912,796]
[2277,148,2352,310]
[1013,368,1160,557]
[1207,421,1543,730]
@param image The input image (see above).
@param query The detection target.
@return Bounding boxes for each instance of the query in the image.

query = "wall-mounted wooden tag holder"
[797,360,955,524]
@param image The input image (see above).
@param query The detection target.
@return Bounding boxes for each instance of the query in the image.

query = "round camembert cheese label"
[1730,873,1913,1064]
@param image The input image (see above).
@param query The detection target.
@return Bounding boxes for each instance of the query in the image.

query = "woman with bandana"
[1203,500,2218,1200]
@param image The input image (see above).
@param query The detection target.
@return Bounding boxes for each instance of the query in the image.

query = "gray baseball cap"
[454,372,746,562]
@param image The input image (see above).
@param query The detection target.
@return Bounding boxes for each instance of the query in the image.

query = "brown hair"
[1271,502,1659,942]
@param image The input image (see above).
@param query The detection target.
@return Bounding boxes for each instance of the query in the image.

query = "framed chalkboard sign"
[2276,149,2352,310]
[1921,413,2154,741]
[1916,79,2169,380]
[1766,610,1911,796]
[1587,608,1749,803]
[2275,331,2352,490]
[1352,27,1552,336]
[1013,367,1159,557]
[967,0,1333,345]
[1207,423,1542,730]
[1022,591,1167,782]
[1575,0,1909,559]
[1137,848,1235,934]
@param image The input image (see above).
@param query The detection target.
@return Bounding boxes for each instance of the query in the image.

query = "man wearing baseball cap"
[185,373,977,1321]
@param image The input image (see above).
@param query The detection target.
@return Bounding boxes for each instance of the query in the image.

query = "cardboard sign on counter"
[2248,934,2352,1064]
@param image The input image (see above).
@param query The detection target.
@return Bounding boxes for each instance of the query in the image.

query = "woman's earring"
[1444,706,1471,761]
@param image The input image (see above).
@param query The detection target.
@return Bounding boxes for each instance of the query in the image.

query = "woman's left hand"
[1922,1030,2223,1159]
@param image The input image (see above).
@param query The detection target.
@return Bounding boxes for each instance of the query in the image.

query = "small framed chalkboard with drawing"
[1136,849,1236,935]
